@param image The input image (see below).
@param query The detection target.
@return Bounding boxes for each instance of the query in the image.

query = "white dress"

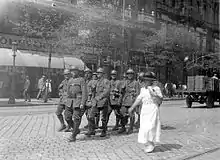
[137,86,162,144]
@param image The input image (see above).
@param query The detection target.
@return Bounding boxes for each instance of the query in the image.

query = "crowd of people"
[56,66,163,153]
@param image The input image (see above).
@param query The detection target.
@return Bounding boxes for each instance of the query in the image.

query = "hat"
[126,68,134,74]
[111,70,117,75]
[63,69,70,75]
[138,72,145,77]
[97,68,104,73]
[84,68,92,73]
[93,72,97,75]
[143,72,156,80]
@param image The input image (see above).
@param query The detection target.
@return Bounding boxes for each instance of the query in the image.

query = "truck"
[185,75,220,108]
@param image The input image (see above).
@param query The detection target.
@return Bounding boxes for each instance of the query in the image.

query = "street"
[0,100,220,160]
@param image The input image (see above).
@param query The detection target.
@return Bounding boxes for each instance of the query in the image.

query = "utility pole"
[121,0,126,77]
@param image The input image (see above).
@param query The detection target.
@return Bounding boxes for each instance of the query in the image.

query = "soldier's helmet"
[97,68,104,73]
[84,68,92,73]
[138,72,145,77]
[111,70,117,75]
[126,68,134,74]
[70,66,79,71]
[63,69,70,75]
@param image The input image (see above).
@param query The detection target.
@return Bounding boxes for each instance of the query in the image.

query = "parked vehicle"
[184,75,220,108]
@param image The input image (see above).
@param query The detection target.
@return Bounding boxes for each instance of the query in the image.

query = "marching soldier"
[106,70,122,131]
[85,67,110,137]
[91,72,100,129]
[67,66,87,142]
[118,68,140,134]
[83,68,93,129]
[56,69,71,132]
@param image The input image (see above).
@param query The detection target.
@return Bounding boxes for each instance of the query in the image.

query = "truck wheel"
[206,95,214,108]
[186,96,192,108]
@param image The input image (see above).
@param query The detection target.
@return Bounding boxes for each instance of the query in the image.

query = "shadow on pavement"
[161,125,176,130]
[153,143,183,153]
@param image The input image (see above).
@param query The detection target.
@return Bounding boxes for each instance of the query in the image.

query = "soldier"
[106,70,122,131]
[83,68,93,129]
[66,66,87,142]
[85,67,110,137]
[134,72,145,129]
[92,72,100,129]
[118,68,140,134]
[56,69,71,132]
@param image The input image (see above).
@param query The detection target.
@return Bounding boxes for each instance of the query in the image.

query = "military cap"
[126,68,134,74]
[111,70,117,75]
[93,72,97,75]
[138,72,145,77]
[63,69,70,75]
[84,68,92,73]
[97,68,104,73]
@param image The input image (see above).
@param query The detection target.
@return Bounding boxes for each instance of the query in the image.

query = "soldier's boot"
[118,117,127,134]
[57,115,66,132]
[84,124,89,129]
[112,117,120,131]
[85,119,96,137]
[100,123,107,137]
[64,120,73,132]
[127,116,135,134]
[68,120,80,142]
[95,114,100,129]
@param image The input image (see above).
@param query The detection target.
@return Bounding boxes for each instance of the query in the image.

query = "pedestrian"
[36,75,46,99]
[23,75,31,102]
[106,70,122,131]
[85,67,110,137]
[67,66,87,142]
[118,68,140,134]
[128,71,163,153]
[55,69,71,132]
[45,79,52,100]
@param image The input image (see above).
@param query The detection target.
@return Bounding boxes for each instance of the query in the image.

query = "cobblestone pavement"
[0,100,219,160]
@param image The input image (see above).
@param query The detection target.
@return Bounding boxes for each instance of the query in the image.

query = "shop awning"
[0,48,86,69]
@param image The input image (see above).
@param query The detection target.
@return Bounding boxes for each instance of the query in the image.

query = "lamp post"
[8,42,18,104]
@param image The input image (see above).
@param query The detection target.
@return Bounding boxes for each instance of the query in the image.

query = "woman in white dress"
[128,72,163,153]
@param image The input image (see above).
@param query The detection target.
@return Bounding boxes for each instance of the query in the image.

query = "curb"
[0,98,185,107]
[0,102,58,107]
[163,98,185,101]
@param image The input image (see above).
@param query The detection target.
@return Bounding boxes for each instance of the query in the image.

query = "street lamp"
[8,42,18,104]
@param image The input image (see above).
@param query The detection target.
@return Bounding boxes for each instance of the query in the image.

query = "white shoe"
[144,144,155,153]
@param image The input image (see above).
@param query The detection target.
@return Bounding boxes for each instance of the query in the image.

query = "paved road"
[0,100,219,160]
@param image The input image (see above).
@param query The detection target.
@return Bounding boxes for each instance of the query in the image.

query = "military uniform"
[67,76,87,142]
[86,68,110,137]
[119,69,140,134]
[55,78,69,131]
[107,70,122,131]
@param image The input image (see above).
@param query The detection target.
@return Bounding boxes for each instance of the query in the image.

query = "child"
[128,72,163,153]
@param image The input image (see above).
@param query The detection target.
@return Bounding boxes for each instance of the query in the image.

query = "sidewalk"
[0,98,59,107]
[0,97,185,107]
